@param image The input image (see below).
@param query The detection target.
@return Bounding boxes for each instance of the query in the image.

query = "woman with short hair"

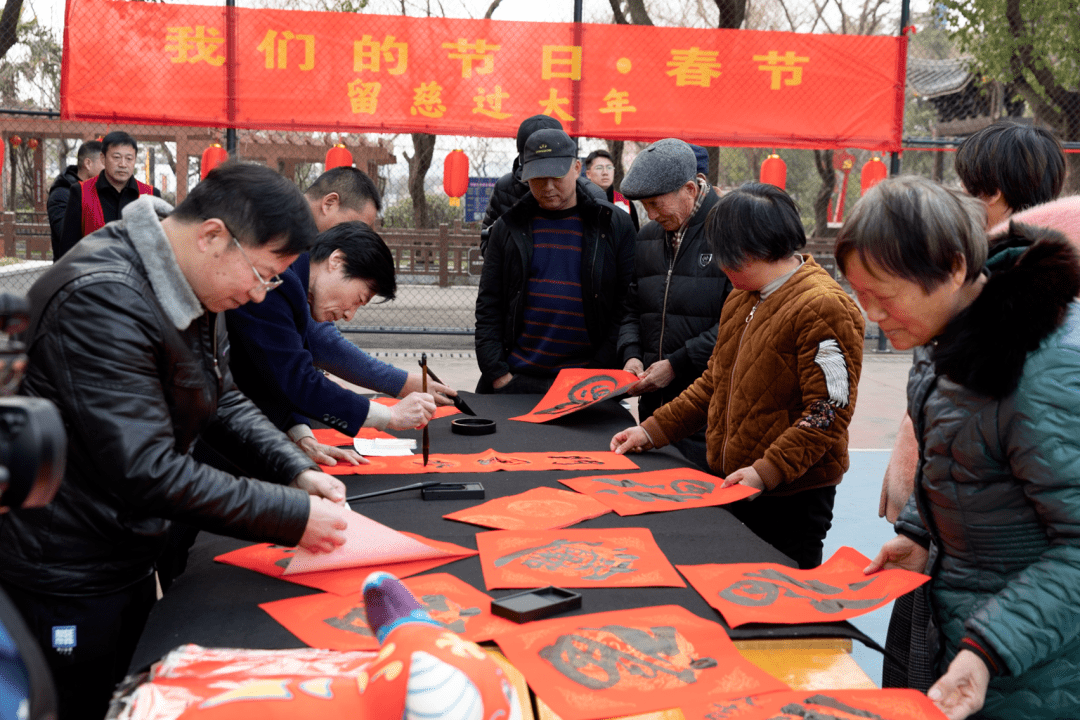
[611,182,864,569]
[841,175,1080,720]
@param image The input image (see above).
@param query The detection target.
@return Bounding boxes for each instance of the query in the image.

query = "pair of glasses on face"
[221,221,284,293]
[591,164,615,172]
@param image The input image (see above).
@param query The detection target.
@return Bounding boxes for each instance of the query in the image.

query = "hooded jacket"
[46,165,81,251]
[0,197,314,596]
[896,228,1080,719]
[642,256,864,494]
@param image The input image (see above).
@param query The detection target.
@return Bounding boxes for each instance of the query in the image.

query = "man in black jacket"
[0,162,350,720]
[46,140,102,254]
[617,138,732,470]
[475,128,635,393]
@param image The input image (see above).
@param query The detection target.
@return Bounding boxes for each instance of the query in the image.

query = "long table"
[129,392,876,702]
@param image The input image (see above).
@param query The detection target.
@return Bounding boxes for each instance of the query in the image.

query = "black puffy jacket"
[617,188,732,418]
[475,186,636,386]
[0,198,314,595]
[46,165,81,251]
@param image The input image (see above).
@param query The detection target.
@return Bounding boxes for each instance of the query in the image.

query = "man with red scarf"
[56,131,160,260]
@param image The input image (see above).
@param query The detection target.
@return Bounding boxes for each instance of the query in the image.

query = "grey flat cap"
[621,138,697,200]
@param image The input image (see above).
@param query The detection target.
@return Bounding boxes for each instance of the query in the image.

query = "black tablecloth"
[130,392,876,672]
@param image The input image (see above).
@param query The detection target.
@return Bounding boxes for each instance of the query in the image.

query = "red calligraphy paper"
[443,486,611,530]
[311,428,395,446]
[678,546,930,628]
[214,535,477,596]
[259,573,517,650]
[372,396,460,420]
[559,468,758,516]
[476,528,684,590]
[318,449,638,475]
[64,0,905,151]
[493,605,787,720]
[681,689,948,720]
[510,369,639,424]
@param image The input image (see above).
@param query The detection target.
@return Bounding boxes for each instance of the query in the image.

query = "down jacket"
[643,256,864,494]
[617,187,732,418]
[0,197,314,596]
[896,229,1080,719]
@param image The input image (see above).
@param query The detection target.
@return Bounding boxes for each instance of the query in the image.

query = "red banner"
[443,486,612,530]
[62,0,905,150]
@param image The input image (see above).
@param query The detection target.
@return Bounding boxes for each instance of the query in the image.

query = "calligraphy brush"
[346,480,441,503]
[418,360,477,416]
[422,352,429,466]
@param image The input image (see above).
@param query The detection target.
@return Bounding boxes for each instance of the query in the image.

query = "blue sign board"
[464,177,498,223]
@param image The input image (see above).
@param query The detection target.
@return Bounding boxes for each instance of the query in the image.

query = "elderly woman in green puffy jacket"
[837,175,1080,720]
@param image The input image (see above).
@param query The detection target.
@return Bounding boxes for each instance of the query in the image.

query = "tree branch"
[624,0,653,26]
[483,0,502,19]
[607,0,628,24]
[0,0,24,61]
[713,0,745,29]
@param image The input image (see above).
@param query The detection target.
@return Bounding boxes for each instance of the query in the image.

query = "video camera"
[0,293,66,513]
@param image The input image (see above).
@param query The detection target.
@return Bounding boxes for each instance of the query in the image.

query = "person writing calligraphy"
[846,176,1080,720]
[611,183,864,569]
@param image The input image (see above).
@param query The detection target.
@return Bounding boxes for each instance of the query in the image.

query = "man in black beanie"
[478,115,605,256]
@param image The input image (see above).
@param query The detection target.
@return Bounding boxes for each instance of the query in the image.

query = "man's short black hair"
[584,149,613,170]
[955,121,1066,213]
[706,182,806,270]
[77,140,103,163]
[172,161,317,256]
[101,131,138,155]
[309,221,396,300]
[305,166,382,214]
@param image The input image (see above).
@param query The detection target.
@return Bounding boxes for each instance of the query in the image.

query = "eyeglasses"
[229,233,283,293]
[591,164,615,171]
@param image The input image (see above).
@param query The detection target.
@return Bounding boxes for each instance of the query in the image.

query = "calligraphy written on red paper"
[560,468,758,516]
[492,605,787,720]
[443,486,611,530]
[476,528,684,590]
[683,688,949,720]
[510,368,639,424]
[259,574,518,650]
[678,546,930,628]
[319,449,639,476]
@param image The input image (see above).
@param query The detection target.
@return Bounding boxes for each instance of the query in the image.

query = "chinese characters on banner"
[492,605,788,720]
[443,486,612,530]
[63,0,905,150]
[678,546,930,628]
[510,368,639,423]
[682,689,949,720]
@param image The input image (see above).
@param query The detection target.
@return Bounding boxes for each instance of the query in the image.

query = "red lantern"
[325,144,353,170]
[9,136,21,147]
[760,153,786,190]
[27,138,39,149]
[200,143,229,180]
[860,157,888,195]
[443,149,469,207]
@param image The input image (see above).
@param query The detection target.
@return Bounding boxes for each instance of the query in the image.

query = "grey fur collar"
[121,196,204,330]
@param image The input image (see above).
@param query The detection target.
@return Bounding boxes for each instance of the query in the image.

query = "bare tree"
[812,149,835,236]
[404,132,435,228]
[0,0,23,60]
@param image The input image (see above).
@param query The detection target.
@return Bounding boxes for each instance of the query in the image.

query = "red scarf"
[80,176,154,237]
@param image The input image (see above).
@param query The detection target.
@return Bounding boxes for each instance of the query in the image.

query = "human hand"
[721,466,765,497]
[623,357,645,375]
[401,372,457,406]
[492,373,513,390]
[927,649,990,720]
[298,496,349,554]
[387,391,436,430]
[880,414,918,522]
[865,534,929,574]
[611,426,653,455]
[296,437,368,467]
[632,359,675,394]
[290,469,347,504]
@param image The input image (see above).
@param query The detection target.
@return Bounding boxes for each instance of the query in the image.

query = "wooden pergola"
[1,119,397,212]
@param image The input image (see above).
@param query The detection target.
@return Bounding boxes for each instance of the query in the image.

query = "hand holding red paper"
[297,496,349,554]
[297,436,367,467]
[560,468,758,516]
[610,425,653,455]
[721,465,766,494]
[510,368,639,423]
[865,533,930,574]
[290,468,347,504]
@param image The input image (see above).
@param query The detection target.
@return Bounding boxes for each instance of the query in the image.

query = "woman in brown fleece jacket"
[611,183,864,568]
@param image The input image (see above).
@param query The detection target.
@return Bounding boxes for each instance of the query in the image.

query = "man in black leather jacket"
[0,162,350,720]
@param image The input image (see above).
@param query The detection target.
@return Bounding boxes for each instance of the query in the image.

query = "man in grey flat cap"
[475,128,635,394]
[617,138,732,470]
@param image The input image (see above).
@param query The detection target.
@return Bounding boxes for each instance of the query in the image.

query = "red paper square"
[681,688,948,719]
[476,528,685,590]
[493,605,787,720]
[560,468,758,516]
[510,368,639,423]
[678,546,930,627]
[443,486,611,530]
[214,534,477,596]
[259,573,518,650]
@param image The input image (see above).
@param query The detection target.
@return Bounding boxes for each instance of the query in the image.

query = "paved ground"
[349,336,911,684]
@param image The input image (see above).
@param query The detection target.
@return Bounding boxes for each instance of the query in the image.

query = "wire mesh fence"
[1,0,1077,332]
